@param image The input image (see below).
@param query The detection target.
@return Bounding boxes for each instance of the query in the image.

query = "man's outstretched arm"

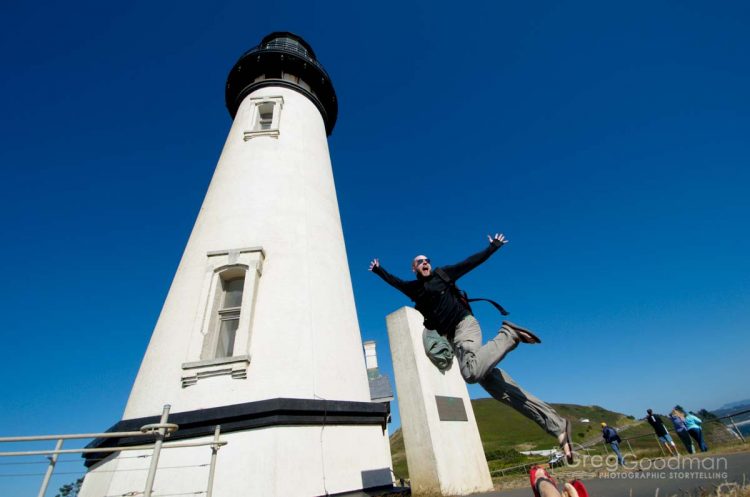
[369,259,411,295]
[442,233,508,280]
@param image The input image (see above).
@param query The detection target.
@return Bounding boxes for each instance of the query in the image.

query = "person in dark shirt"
[646,409,679,456]
[601,422,625,466]
[370,233,574,462]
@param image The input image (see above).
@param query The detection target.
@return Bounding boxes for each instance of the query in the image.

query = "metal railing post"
[729,416,746,442]
[654,435,665,456]
[144,404,171,497]
[626,439,635,457]
[37,438,63,497]
[206,425,221,497]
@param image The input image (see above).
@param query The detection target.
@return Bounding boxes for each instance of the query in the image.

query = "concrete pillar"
[386,307,493,496]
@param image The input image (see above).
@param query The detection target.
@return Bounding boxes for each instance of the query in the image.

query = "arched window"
[181,247,264,387]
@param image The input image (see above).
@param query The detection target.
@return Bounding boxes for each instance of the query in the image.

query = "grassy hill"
[473,400,633,451]
[390,400,739,479]
[390,400,633,478]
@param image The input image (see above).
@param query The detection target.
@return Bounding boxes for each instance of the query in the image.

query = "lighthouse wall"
[123,86,371,418]
[79,83,395,497]
[79,425,393,497]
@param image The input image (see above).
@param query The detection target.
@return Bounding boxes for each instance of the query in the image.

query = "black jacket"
[373,240,503,337]
[646,414,669,436]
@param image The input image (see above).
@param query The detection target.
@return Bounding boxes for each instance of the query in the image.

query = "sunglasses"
[414,258,431,266]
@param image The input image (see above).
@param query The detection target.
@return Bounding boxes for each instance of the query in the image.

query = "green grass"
[475,401,633,453]
[390,428,408,480]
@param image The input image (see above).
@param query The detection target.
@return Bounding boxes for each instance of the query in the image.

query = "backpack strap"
[434,267,452,283]
[466,297,510,316]
[434,268,509,316]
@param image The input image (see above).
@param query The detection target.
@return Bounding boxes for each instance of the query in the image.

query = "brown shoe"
[503,320,542,344]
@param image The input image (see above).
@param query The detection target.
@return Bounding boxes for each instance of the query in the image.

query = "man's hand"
[369,258,380,271]
[488,233,508,245]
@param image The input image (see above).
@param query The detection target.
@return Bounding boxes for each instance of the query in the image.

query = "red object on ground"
[529,465,558,497]
[571,479,589,497]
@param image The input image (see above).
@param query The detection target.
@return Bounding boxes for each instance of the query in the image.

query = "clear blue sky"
[2,1,749,494]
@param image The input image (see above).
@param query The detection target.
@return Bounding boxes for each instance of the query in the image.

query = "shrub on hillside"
[484,448,529,467]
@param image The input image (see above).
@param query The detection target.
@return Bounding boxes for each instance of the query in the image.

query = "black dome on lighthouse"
[225,32,338,135]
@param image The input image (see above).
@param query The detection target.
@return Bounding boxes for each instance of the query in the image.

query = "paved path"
[474,451,750,497]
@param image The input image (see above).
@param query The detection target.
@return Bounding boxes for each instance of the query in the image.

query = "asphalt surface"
[477,451,750,497]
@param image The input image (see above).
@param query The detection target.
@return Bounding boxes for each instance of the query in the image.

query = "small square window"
[223,277,244,308]
[244,96,283,140]
[216,316,239,358]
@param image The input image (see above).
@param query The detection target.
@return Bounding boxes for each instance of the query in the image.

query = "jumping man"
[370,233,574,462]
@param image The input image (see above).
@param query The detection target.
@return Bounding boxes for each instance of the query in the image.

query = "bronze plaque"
[435,395,468,421]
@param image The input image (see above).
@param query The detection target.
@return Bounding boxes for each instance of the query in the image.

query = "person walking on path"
[601,422,625,466]
[369,233,574,462]
[646,409,679,456]
[683,410,709,452]
[669,409,695,453]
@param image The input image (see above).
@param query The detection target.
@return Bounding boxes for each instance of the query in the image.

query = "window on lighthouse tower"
[257,103,274,130]
[244,96,283,140]
[181,248,263,385]
[215,274,245,357]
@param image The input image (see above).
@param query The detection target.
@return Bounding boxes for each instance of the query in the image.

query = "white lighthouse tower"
[79,33,394,497]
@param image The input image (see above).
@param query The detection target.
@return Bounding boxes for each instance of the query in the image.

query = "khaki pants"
[452,315,566,438]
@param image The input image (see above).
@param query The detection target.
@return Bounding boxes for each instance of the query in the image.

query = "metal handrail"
[714,408,750,419]
[263,39,310,57]
[237,42,329,76]
[0,425,177,443]
[0,405,227,497]
[0,439,227,457]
